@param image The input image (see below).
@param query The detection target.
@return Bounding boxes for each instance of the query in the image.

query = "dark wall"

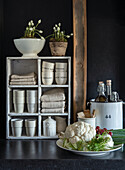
[87,0,125,126]
[0,0,125,139]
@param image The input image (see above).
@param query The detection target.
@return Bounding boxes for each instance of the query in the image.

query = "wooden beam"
[73,0,87,121]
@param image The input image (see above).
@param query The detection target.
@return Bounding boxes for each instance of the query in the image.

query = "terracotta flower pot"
[49,42,68,56]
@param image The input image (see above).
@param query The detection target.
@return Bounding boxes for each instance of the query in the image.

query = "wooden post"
[73,0,87,121]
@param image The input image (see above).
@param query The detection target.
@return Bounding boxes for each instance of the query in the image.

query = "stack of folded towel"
[41,88,66,113]
[10,72,37,85]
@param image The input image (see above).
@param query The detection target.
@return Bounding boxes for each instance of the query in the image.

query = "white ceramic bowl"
[27,103,37,113]
[14,38,45,57]
[55,72,67,85]
[55,78,67,85]
[55,63,67,72]
[42,71,54,85]
[12,127,23,137]
[11,119,23,127]
[26,127,36,137]
[14,103,24,113]
[25,119,36,127]
[55,71,67,78]
[42,61,54,70]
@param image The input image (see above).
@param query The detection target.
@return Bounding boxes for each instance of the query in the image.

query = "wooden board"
[73,0,87,121]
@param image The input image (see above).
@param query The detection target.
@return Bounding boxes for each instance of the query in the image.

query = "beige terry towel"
[41,101,65,108]
[11,77,37,82]
[10,81,37,85]
[41,88,65,102]
[41,108,65,113]
[11,72,37,79]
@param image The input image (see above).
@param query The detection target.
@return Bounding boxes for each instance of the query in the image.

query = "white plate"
[56,139,123,156]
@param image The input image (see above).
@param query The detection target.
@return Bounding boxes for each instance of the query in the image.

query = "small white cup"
[78,117,96,129]
[14,103,24,113]
[25,119,36,127]
[11,119,23,137]
[12,127,23,137]
[27,103,37,113]
[13,90,25,104]
[26,127,36,137]
[55,63,67,72]
[42,61,54,70]
[26,90,37,103]
[11,119,23,127]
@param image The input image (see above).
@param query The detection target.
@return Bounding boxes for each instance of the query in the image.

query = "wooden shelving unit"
[6,56,71,139]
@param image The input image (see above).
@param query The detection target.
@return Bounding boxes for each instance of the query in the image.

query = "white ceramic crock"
[89,100,123,130]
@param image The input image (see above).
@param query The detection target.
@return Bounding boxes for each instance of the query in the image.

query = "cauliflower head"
[63,121,96,144]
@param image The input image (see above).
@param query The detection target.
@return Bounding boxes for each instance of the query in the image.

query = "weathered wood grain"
[73,0,87,121]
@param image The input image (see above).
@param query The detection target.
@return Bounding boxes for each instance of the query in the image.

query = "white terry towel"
[41,108,65,113]
[41,88,65,102]
[41,101,65,108]
[11,72,37,79]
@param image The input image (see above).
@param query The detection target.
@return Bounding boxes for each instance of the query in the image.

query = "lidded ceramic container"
[43,117,56,136]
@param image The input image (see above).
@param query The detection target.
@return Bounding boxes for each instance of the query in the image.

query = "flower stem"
[45,34,54,39]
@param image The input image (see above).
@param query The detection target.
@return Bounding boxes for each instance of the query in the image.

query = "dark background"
[0,0,125,139]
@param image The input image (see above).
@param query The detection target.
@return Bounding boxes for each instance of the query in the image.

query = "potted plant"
[46,23,73,56]
[14,19,45,57]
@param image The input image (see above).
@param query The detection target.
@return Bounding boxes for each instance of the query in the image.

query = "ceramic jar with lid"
[43,117,56,136]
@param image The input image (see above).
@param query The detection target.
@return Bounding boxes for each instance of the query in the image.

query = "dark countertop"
[0,139,125,170]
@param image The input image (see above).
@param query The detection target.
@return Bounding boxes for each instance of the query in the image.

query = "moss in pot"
[14,19,45,57]
[46,23,73,56]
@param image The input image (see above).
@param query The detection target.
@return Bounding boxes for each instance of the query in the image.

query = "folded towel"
[11,77,37,82]
[41,88,65,102]
[10,81,37,85]
[41,108,65,113]
[41,101,65,108]
[11,72,37,79]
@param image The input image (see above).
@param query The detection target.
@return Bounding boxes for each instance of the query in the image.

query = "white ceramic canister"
[90,100,123,130]
[43,117,56,136]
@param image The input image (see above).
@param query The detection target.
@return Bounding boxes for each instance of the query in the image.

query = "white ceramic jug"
[43,117,56,136]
